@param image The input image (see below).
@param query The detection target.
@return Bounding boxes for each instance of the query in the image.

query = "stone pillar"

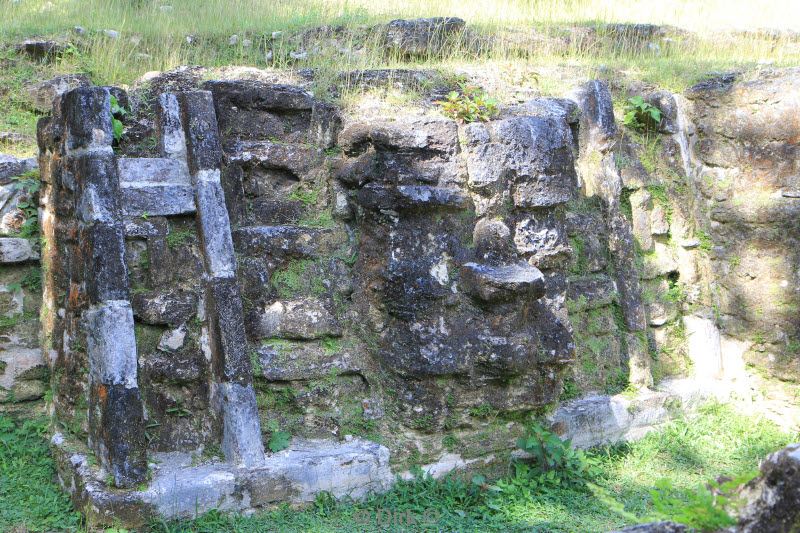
[45,87,147,486]
[179,91,264,466]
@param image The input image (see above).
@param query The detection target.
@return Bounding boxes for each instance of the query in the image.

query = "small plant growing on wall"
[436,84,498,123]
[623,95,662,132]
[110,95,127,142]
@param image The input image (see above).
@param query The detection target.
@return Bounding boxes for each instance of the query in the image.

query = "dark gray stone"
[131,290,197,326]
[80,223,130,303]
[15,39,66,61]
[180,91,224,174]
[569,80,618,153]
[61,87,114,151]
[89,383,148,487]
[26,74,91,112]
[460,262,546,303]
[205,276,251,384]
[233,225,326,259]
[0,154,38,182]
[737,443,800,533]
[356,183,468,212]
[310,100,341,149]
[463,115,577,211]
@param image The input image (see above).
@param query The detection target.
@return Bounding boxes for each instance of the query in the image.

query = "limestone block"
[254,298,341,340]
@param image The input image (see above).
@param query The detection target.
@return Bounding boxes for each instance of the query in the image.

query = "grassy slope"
[2,403,794,532]
[2,1,800,158]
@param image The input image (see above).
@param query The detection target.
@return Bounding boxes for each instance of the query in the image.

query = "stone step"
[117,157,195,217]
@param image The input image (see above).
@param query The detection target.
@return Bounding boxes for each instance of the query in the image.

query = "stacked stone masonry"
[0,64,792,525]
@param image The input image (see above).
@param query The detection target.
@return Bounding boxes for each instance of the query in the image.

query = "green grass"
[0,416,81,532]
[0,403,794,532]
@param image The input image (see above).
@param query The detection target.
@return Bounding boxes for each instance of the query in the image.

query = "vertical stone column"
[179,91,264,466]
[570,80,653,388]
[60,87,147,486]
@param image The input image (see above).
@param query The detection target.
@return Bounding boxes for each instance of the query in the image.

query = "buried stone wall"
[24,65,800,523]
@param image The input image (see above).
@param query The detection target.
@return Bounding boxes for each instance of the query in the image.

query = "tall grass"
[0,1,797,89]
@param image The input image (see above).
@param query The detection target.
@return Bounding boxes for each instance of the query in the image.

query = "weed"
[696,230,713,252]
[622,96,661,132]
[435,85,498,123]
[110,94,127,142]
[165,228,194,248]
[266,419,291,452]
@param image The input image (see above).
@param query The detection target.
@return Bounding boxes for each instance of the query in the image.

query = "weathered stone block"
[233,225,327,259]
[131,289,197,326]
[460,262,545,303]
[72,152,123,224]
[84,301,139,388]
[568,80,618,153]
[0,237,38,263]
[61,87,114,151]
[155,93,188,160]
[194,178,237,278]
[180,91,223,174]
[80,223,129,303]
[205,276,251,384]
[253,298,341,340]
[567,276,617,311]
[356,183,468,212]
[464,115,577,212]
[89,383,148,487]
[215,381,265,466]
[514,210,571,268]
[26,74,91,112]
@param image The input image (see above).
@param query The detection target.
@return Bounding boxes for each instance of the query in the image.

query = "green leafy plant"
[110,94,127,142]
[515,422,600,486]
[266,420,291,452]
[648,477,747,531]
[436,85,499,123]
[623,96,662,132]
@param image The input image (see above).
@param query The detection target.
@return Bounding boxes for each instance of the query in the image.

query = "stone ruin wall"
[0,65,798,523]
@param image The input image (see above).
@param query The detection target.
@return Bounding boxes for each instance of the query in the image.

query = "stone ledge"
[547,378,720,448]
[52,433,392,527]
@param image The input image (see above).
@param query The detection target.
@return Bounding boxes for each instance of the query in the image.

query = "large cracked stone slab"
[463,115,577,213]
